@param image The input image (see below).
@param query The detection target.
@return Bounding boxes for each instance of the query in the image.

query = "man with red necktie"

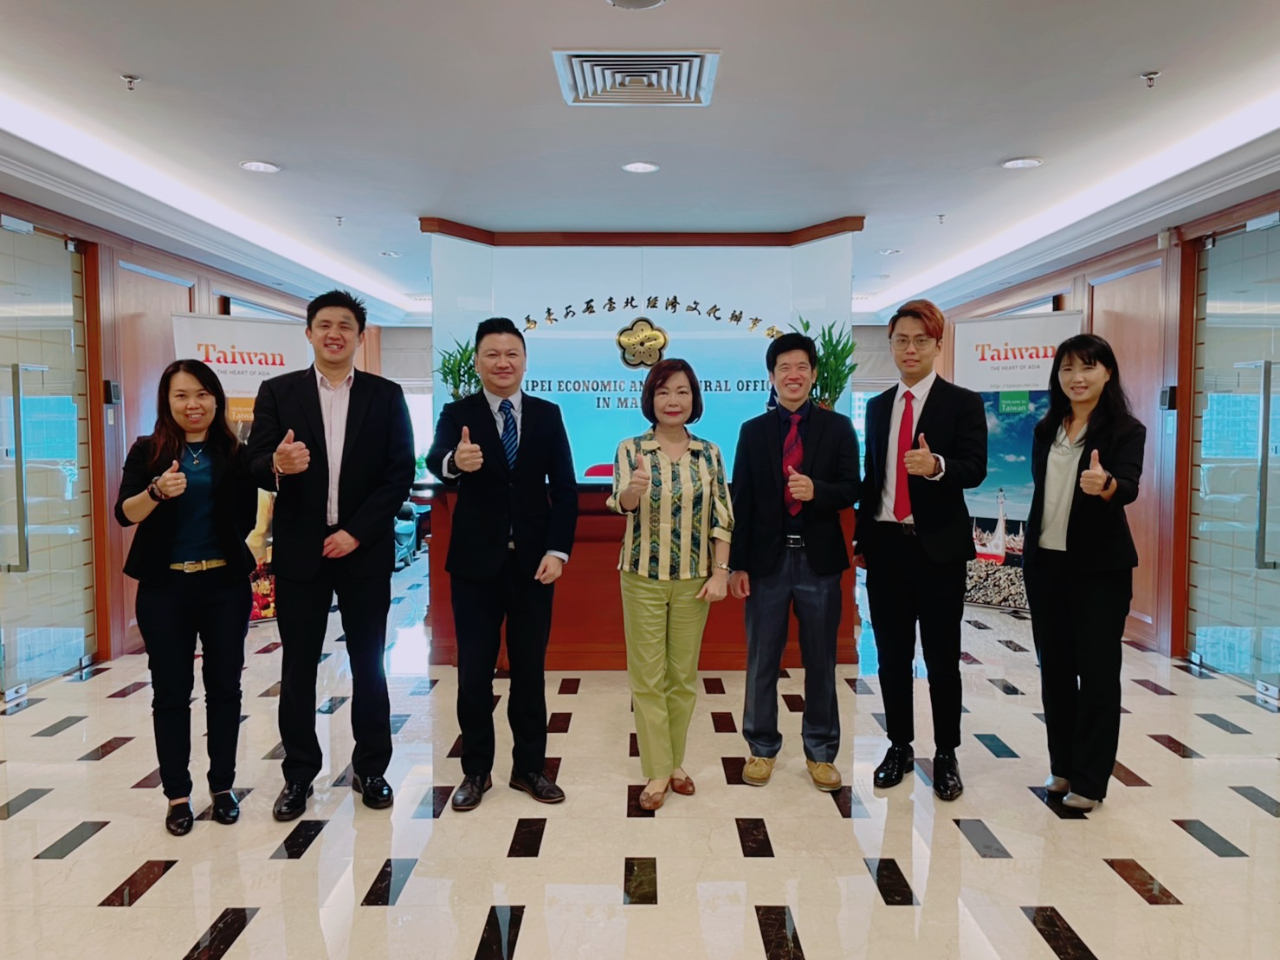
[729,333,861,793]
[855,300,987,802]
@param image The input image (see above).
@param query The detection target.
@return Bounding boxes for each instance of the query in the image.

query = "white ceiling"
[1,0,1279,324]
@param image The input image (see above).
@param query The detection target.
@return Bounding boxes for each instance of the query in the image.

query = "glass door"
[0,224,96,696]
[1188,222,1280,694]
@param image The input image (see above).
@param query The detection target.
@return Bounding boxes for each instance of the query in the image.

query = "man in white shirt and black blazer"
[426,317,578,812]
[856,299,988,802]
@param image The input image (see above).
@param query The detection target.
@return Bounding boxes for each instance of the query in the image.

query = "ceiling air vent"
[552,50,720,107]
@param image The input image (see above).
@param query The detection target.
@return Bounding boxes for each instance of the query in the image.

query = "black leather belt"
[784,534,805,548]
[877,521,916,537]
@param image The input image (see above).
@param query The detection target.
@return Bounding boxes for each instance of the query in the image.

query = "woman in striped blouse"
[607,358,734,811]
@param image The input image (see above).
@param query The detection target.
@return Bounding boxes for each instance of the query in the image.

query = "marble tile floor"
[1,559,1277,958]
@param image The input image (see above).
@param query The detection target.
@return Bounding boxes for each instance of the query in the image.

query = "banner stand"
[951,312,1084,610]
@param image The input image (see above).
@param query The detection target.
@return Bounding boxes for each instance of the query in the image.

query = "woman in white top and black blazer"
[1024,334,1145,811]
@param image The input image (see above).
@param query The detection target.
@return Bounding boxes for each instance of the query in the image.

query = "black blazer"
[114,439,258,583]
[1023,414,1146,570]
[245,368,415,580]
[729,405,861,577]
[425,391,578,580]
[856,376,988,564]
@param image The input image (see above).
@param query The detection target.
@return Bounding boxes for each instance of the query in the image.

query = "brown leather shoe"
[742,756,776,786]
[670,774,695,796]
[806,760,842,792]
[638,780,671,811]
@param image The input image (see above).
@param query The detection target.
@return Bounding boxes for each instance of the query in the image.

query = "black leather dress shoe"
[874,744,915,789]
[451,773,492,812]
[352,774,394,810]
[932,753,964,802]
[166,801,194,836]
[211,791,240,825]
[509,769,566,804]
[272,781,314,822]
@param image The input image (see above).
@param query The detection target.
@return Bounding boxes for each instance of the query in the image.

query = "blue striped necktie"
[499,398,518,468]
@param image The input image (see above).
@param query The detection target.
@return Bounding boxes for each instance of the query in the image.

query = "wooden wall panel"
[1090,263,1165,647]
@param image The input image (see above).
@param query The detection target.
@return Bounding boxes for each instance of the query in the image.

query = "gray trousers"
[742,547,842,762]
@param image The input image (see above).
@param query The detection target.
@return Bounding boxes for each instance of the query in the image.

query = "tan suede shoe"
[742,756,776,786]
[806,760,842,792]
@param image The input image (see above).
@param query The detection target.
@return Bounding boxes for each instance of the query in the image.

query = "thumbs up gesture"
[1079,449,1111,496]
[154,459,187,498]
[627,454,651,496]
[904,433,941,476]
[786,464,814,502]
[273,428,311,475]
[454,425,484,473]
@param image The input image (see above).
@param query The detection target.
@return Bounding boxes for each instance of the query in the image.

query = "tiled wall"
[1188,226,1280,679]
[0,227,95,690]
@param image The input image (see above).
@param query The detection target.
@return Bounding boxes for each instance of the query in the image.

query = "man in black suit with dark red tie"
[856,299,987,802]
[426,317,578,812]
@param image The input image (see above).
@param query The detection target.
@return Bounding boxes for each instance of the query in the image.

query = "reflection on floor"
[1,556,1278,958]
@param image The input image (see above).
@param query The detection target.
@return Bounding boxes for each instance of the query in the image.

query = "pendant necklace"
[187,444,205,466]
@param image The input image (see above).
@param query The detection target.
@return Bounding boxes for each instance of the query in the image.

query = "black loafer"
[874,744,914,789]
[933,753,964,802]
[509,769,566,804]
[352,774,394,810]
[451,773,492,812]
[166,801,194,837]
[272,781,314,822]
[211,791,240,825]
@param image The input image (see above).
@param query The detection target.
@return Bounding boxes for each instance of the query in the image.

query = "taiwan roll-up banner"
[951,312,1084,610]
[172,314,312,624]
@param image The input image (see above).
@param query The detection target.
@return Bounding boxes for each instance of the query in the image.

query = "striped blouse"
[605,430,734,581]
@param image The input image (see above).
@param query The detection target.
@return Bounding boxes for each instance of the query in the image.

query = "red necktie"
[893,391,914,521]
[782,413,803,516]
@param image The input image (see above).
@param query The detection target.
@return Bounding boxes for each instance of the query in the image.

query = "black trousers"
[1025,550,1131,800]
[742,546,842,762]
[276,561,393,785]
[452,551,555,777]
[135,568,251,800]
[864,524,966,752]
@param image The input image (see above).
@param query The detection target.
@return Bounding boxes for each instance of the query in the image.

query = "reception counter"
[426,488,860,670]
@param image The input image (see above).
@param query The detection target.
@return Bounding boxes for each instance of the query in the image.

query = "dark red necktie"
[893,391,914,521]
[783,413,803,516]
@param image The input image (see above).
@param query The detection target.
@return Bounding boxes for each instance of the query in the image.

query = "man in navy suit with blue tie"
[426,317,578,812]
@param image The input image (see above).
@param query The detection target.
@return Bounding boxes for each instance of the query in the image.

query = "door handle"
[3,362,48,574]
[1235,360,1278,570]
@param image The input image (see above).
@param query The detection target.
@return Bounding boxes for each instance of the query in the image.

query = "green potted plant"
[436,337,482,401]
[791,317,857,409]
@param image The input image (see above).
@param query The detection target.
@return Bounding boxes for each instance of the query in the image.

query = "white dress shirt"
[875,368,947,523]
[1038,423,1085,551]
[315,365,354,527]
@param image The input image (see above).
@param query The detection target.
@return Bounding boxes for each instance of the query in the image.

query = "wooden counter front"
[427,488,860,670]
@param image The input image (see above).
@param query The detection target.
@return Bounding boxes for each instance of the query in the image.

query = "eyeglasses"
[890,336,937,350]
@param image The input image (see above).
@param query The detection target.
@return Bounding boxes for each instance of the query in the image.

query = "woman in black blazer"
[1024,334,1145,811]
[115,359,258,835]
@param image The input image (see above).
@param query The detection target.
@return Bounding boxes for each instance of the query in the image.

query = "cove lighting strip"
[867,85,1280,313]
[0,89,416,313]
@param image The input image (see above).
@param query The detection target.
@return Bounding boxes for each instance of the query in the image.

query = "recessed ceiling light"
[607,0,666,9]
[852,293,873,301]
[1001,157,1043,169]
[380,251,403,258]
[239,160,281,173]
[622,161,660,173]
[878,249,901,256]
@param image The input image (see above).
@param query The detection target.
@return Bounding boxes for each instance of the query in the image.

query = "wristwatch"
[714,561,730,572]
